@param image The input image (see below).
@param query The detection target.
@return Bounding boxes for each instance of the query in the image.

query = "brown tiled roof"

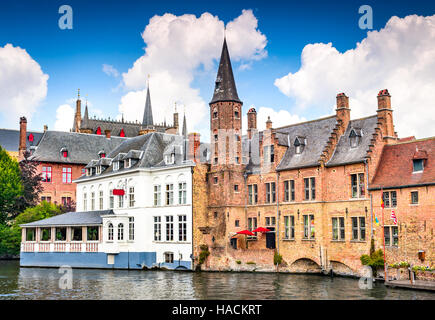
[369,137,435,190]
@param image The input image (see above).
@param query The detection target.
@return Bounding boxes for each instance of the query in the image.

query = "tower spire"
[182,110,187,138]
[142,77,154,127]
[210,37,242,104]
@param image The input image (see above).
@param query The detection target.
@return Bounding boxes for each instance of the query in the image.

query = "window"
[213,176,218,184]
[178,182,187,204]
[118,193,124,208]
[164,252,174,264]
[351,173,365,198]
[284,180,295,202]
[248,184,258,204]
[154,217,161,241]
[234,184,239,192]
[41,196,52,203]
[303,215,315,239]
[99,191,104,209]
[62,167,72,184]
[61,149,68,158]
[26,228,36,241]
[87,226,99,241]
[214,134,218,141]
[265,216,276,226]
[118,223,124,241]
[61,196,71,206]
[413,159,424,172]
[55,227,66,241]
[125,158,131,168]
[154,185,161,206]
[294,137,305,154]
[129,217,134,241]
[213,108,218,119]
[40,228,51,241]
[411,191,419,204]
[96,166,101,175]
[129,187,135,207]
[166,184,174,205]
[120,129,125,137]
[72,227,82,241]
[349,129,361,148]
[108,223,114,241]
[91,192,95,210]
[351,217,366,241]
[248,217,257,237]
[304,178,315,200]
[384,226,398,247]
[284,216,295,239]
[165,153,175,165]
[109,189,114,209]
[263,145,275,163]
[383,191,397,208]
[42,166,52,183]
[266,182,276,203]
[214,212,218,219]
[83,193,87,211]
[113,161,119,171]
[178,215,187,241]
[332,217,345,240]
[234,109,240,118]
[235,219,240,227]
[166,216,174,241]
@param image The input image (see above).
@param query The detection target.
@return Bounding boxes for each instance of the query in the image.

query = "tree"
[0,146,23,225]
[17,150,43,214]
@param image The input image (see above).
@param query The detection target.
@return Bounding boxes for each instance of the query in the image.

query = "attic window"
[98,151,106,158]
[28,133,34,143]
[96,166,102,175]
[96,127,102,135]
[86,168,92,176]
[165,153,175,165]
[60,148,68,158]
[124,158,132,168]
[349,129,362,148]
[413,159,424,172]
[113,161,119,171]
[120,129,125,137]
[263,145,274,163]
[294,137,306,154]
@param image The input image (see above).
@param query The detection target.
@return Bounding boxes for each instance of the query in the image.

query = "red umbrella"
[235,230,255,236]
[252,227,271,233]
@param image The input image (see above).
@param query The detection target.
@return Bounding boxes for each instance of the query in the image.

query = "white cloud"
[0,44,48,123]
[243,106,307,132]
[102,64,119,77]
[119,9,267,137]
[274,14,435,139]
[54,104,74,131]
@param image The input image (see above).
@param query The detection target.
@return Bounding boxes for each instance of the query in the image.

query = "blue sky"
[0,0,434,140]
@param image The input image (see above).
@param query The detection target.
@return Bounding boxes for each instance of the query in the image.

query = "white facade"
[75,163,194,269]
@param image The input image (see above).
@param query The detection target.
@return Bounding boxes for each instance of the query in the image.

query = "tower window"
[413,159,424,172]
[213,108,218,119]
[234,110,240,119]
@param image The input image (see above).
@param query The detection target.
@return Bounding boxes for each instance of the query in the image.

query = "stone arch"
[289,258,322,273]
[329,260,355,276]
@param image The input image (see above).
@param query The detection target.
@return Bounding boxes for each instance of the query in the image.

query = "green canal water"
[0,260,434,300]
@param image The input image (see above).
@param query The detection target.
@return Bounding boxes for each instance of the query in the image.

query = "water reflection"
[0,261,433,300]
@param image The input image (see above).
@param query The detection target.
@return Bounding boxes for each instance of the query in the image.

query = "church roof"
[0,129,43,152]
[210,38,242,104]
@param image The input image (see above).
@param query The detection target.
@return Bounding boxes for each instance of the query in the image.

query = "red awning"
[236,230,255,236]
[252,227,271,233]
[113,189,125,196]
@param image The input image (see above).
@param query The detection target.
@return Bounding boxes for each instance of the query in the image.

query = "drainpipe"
[276,171,280,255]
[365,159,373,240]
[191,166,194,270]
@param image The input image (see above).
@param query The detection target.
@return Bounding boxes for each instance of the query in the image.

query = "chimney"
[173,111,179,131]
[188,132,201,163]
[266,116,272,130]
[376,89,396,142]
[43,125,48,132]
[335,92,350,129]
[247,107,257,139]
[104,130,111,139]
[19,116,27,158]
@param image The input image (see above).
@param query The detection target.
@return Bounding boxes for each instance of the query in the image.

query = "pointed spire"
[142,79,154,127]
[210,36,242,104]
[182,111,187,138]
[81,104,89,129]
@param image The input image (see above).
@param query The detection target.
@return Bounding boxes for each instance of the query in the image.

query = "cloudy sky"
[0,0,434,141]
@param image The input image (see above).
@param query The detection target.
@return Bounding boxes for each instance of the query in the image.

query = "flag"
[391,210,397,225]
[374,214,380,226]
[381,195,384,209]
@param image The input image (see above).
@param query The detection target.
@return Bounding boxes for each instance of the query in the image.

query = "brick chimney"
[376,89,396,143]
[188,132,201,163]
[266,116,272,130]
[104,129,111,139]
[335,92,350,130]
[19,117,27,159]
[247,107,257,139]
[43,125,48,132]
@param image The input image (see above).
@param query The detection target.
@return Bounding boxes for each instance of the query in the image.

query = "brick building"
[192,38,434,276]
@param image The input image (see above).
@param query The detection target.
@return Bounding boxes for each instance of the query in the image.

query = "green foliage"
[14,201,61,226]
[389,261,410,268]
[360,249,384,269]
[412,265,434,272]
[235,260,241,264]
[198,245,210,265]
[0,146,23,225]
[274,252,283,265]
[246,261,256,265]
[0,224,21,256]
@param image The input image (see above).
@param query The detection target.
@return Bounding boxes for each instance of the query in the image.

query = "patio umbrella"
[235,230,255,236]
[252,227,271,233]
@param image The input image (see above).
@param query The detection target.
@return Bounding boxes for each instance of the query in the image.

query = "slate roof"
[0,129,43,152]
[326,115,378,167]
[275,116,338,171]
[28,131,126,164]
[210,38,242,104]
[369,137,435,190]
[20,210,114,227]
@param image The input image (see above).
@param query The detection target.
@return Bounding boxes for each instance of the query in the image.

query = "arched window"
[108,223,113,241]
[98,150,106,158]
[118,223,124,240]
[212,108,218,119]
[120,129,125,137]
[60,147,68,158]
[96,127,102,135]
[234,108,240,119]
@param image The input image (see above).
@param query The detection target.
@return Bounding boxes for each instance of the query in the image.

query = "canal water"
[0,260,434,300]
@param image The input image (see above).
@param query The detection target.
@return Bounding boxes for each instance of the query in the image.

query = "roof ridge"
[274,115,336,130]
[387,136,435,146]
[350,114,377,121]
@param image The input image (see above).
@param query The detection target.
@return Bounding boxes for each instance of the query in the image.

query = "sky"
[0,0,434,142]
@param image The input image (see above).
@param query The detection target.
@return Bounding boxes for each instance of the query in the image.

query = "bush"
[274,252,283,265]
[360,249,385,269]
[198,245,210,265]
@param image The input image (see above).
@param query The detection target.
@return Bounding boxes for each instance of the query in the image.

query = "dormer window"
[96,127,102,135]
[120,129,125,137]
[96,166,102,175]
[86,168,91,176]
[165,153,175,165]
[294,137,306,154]
[113,161,119,171]
[263,145,274,163]
[124,158,132,168]
[60,147,68,158]
[98,150,106,158]
[349,128,362,148]
[413,159,424,172]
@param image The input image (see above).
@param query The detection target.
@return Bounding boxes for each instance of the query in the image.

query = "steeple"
[210,37,242,104]
[142,84,154,127]
[81,103,89,129]
[182,112,187,138]
[73,89,82,132]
